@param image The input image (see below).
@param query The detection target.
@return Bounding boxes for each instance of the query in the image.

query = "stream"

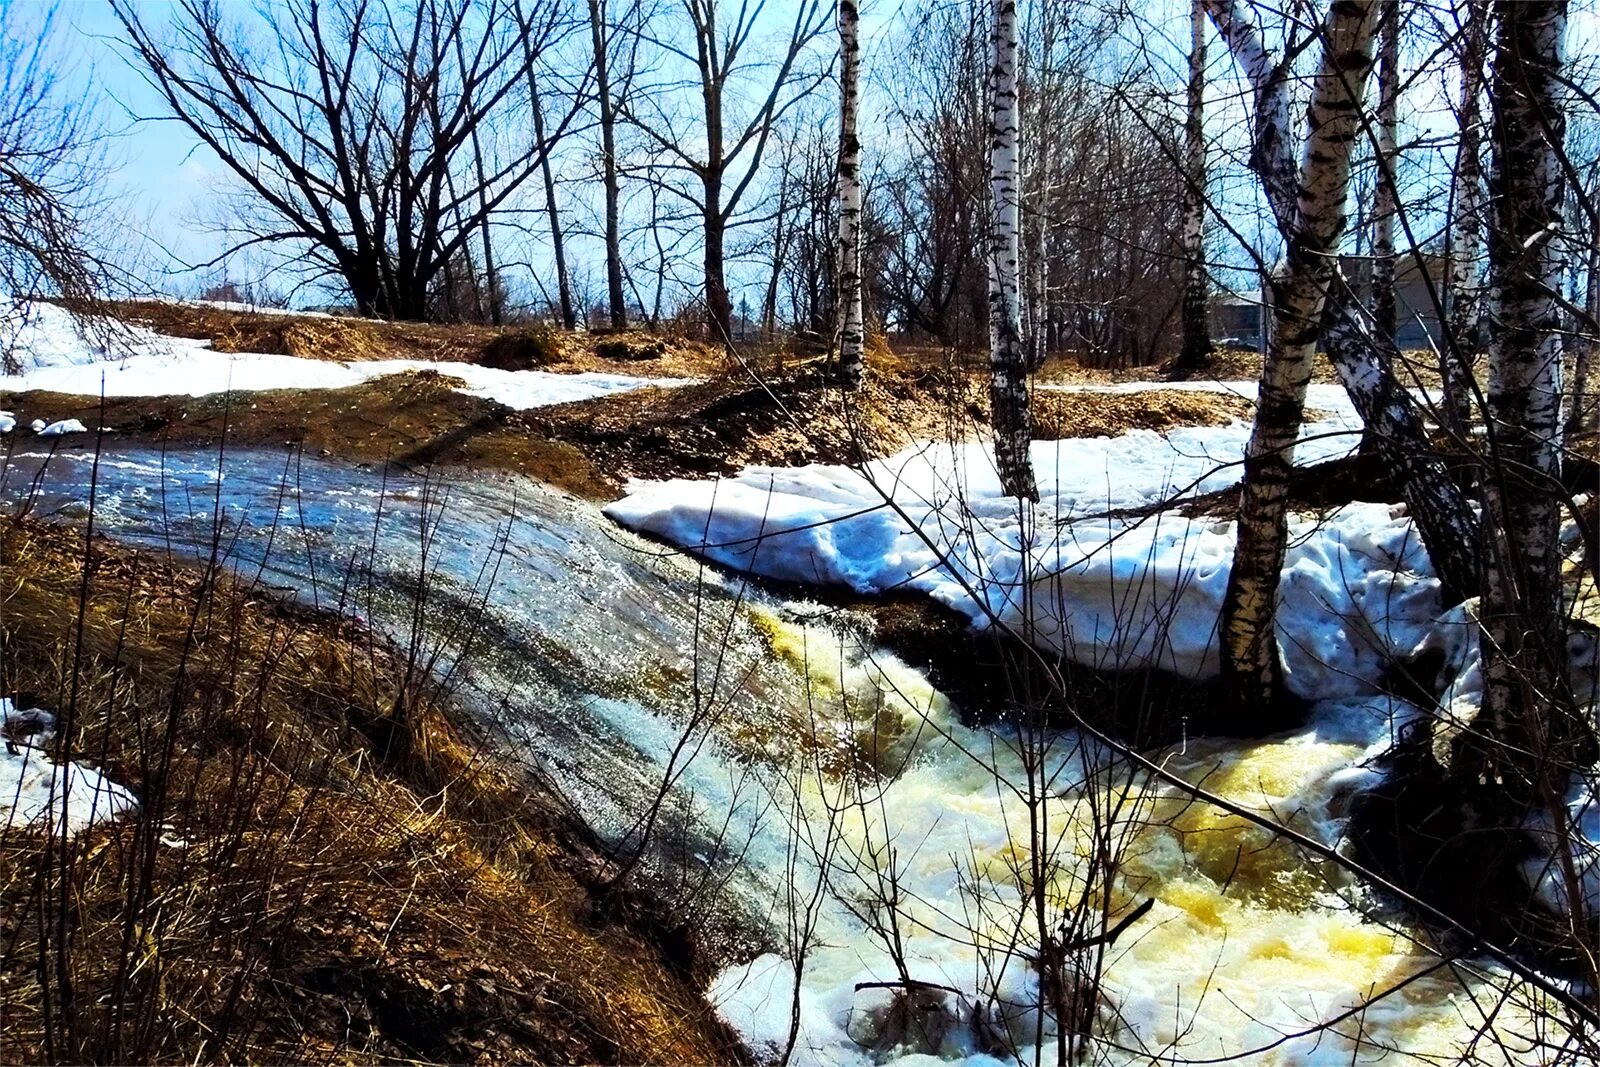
[0,443,1566,1065]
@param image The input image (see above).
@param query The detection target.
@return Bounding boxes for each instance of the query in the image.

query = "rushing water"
[0,444,1570,1065]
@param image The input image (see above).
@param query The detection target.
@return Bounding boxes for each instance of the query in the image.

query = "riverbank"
[0,516,742,1064]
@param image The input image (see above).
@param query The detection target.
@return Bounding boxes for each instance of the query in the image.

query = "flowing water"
[0,445,1569,1065]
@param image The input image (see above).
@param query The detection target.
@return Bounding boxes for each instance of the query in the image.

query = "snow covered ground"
[0,298,690,409]
[605,400,1439,703]
[1,699,135,835]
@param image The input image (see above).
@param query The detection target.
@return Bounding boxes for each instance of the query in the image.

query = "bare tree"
[1458,0,1592,792]
[0,1,107,332]
[1175,0,1213,374]
[589,0,632,329]
[1443,0,1487,430]
[622,0,829,340]
[1210,0,1379,714]
[1370,0,1399,343]
[835,0,865,386]
[987,0,1037,500]
[113,0,584,322]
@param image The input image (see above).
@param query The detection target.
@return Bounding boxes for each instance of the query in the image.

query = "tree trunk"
[1371,0,1399,343]
[705,198,733,341]
[1459,0,1593,793]
[987,0,1037,500]
[589,0,628,329]
[1443,0,1487,431]
[1217,0,1379,717]
[836,0,865,387]
[1176,0,1213,375]
[530,75,577,330]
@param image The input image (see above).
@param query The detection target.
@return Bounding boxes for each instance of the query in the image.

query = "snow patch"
[0,296,690,409]
[606,425,1435,702]
[2,698,135,835]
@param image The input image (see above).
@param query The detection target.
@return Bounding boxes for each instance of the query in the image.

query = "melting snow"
[0,297,690,409]
[1,698,135,835]
[606,415,1441,703]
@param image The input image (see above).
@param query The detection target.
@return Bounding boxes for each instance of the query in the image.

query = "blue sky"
[65,0,230,286]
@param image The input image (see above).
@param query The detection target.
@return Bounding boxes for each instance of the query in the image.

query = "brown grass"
[104,300,729,379]
[0,519,742,1065]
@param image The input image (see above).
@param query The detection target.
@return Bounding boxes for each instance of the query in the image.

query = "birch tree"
[1211,0,1379,711]
[1462,0,1593,792]
[988,0,1037,500]
[835,0,865,387]
[1209,0,1482,610]
[1370,0,1399,343]
[1175,0,1213,374]
[1444,0,1487,429]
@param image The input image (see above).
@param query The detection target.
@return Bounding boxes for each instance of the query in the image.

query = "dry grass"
[104,300,729,380]
[0,519,741,1065]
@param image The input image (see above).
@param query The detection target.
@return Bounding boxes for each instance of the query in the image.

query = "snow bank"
[606,420,1438,701]
[0,297,689,409]
[0,350,689,409]
[1,699,135,835]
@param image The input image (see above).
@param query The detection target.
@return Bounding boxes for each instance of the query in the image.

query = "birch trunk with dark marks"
[1457,0,1593,793]
[987,0,1037,500]
[1371,0,1399,342]
[1176,0,1213,375]
[1209,0,1482,607]
[1444,0,1487,430]
[1211,0,1379,714]
[835,0,865,387]
[590,0,628,329]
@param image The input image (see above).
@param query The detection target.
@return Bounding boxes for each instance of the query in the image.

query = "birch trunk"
[589,0,628,329]
[1443,0,1487,429]
[1371,0,1399,342]
[836,0,865,387]
[1463,0,1592,792]
[1214,0,1379,713]
[1208,0,1482,607]
[988,0,1037,500]
[1176,0,1213,374]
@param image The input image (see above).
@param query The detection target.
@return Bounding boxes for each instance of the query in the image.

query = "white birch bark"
[1177,0,1214,373]
[1444,0,1487,428]
[836,0,865,387]
[1207,0,1482,605]
[988,0,1037,500]
[1469,0,1591,789]
[1212,0,1380,710]
[1371,0,1399,341]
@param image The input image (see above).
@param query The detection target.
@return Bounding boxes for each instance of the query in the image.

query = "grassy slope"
[0,519,741,1064]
